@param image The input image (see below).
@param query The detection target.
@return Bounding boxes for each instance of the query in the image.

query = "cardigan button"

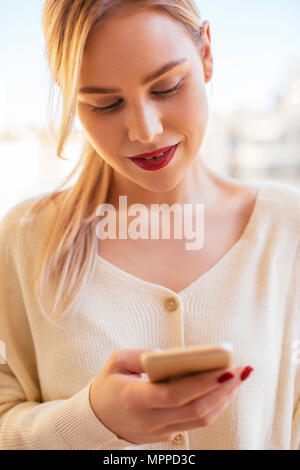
[164,296,179,312]
[172,432,186,445]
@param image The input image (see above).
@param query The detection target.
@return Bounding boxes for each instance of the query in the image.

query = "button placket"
[164,296,179,312]
[172,432,186,445]
[162,296,189,449]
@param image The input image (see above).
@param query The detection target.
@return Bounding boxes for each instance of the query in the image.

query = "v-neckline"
[95,181,268,296]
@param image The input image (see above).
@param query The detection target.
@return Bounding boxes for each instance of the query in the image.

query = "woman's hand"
[89,349,252,445]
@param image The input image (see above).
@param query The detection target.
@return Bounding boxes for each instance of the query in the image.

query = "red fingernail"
[241,366,254,381]
[217,372,234,383]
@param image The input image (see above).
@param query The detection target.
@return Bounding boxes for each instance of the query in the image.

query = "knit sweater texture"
[0,179,299,450]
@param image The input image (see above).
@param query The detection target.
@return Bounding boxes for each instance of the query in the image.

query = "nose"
[126,100,164,143]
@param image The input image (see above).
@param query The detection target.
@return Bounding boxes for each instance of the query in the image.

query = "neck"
[106,153,224,211]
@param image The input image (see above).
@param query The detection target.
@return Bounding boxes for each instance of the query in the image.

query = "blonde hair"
[23,0,203,326]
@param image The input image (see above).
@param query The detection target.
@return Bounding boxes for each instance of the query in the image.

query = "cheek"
[178,84,208,133]
[76,107,116,159]
[77,106,96,135]
[77,106,99,134]
[77,106,114,144]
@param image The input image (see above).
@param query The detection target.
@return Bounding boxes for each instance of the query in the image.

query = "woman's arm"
[0,363,133,450]
[291,241,300,450]
[0,202,134,450]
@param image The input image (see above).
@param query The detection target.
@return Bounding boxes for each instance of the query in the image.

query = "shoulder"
[240,178,300,226]
[234,178,300,206]
[226,179,300,254]
[216,174,300,215]
[222,177,300,232]
[258,178,300,206]
[258,179,300,230]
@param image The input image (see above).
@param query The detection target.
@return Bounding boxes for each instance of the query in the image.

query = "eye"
[90,80,183,115]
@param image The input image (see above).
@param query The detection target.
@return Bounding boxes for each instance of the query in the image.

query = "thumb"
[109,348,160,374]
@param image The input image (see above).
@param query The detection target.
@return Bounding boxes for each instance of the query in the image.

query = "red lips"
[127,144,177,159]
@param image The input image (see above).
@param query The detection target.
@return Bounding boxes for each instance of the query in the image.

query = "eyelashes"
[89,79,184,115]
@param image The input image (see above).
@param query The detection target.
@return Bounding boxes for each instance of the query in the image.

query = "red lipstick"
[127,144,177,159]
[127,143,179,171]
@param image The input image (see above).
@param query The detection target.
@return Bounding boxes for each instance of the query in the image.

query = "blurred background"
[0,0,300,219]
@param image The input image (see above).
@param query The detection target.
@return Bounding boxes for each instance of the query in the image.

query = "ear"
[200,20,213,83]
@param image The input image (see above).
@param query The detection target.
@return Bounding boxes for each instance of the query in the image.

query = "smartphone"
[140,342,233,383]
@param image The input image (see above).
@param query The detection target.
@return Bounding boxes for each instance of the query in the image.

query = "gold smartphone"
[140,342,233,383]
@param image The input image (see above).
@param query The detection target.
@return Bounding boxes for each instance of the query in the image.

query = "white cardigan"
[0,179,299,450]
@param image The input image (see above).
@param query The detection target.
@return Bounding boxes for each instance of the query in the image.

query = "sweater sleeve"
[291,240,300,450]
[0,201,136,450]
[292,401,300,450]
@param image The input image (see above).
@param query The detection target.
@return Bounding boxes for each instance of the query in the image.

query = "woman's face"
[77,6,213,195]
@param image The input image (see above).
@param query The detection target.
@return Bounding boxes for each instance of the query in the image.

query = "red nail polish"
[217,372,234,383]
[241,366,254,381]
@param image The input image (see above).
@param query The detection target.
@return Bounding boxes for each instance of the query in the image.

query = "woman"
[0,0,299,450]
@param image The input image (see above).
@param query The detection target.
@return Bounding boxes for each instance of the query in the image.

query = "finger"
[159,390,238,435]
[132,365,245,410]
[108,349,157,375]
[199,386,240,425]
[139,365,244,430]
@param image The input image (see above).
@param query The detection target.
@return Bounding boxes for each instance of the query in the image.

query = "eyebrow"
[79,57,187,95]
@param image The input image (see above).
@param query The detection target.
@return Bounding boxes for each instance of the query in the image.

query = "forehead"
[82,7,194,69]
